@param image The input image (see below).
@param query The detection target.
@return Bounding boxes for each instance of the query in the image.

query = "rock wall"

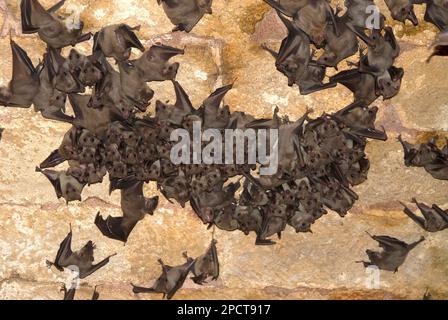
[0,0,447,299]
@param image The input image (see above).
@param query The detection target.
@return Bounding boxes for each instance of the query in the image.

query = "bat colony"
[0,0,447,299]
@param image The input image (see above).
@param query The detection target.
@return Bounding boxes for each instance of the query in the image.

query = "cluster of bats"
[0,0,447,300]
[261,0,448,101]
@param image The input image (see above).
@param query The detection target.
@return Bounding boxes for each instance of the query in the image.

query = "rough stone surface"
[0,0,447,300]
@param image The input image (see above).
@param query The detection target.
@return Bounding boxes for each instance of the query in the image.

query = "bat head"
[108,161,128,179]
[61,180,83,203]
[317,51,337,67]
[79,147,96,164]
[79,241,95,262]
[288,210,314,233]
[49,91,67,110]
[378,67,404,99]
[46,49,85,94]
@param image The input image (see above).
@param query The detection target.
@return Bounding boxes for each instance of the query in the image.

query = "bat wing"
[166,260,194,300]
[424,5,446,30]
[172,80,195,114]
[401,202,426,230]
[116,25,145,52]
[10,40,38,86]
[209,240,219,280]
[263,0,294,17]
[39,149,66,169]
[432,204,448,224]
[329,69,361,93]
[350,127,388,141]
[384,27,400,55]
[149,44,185,61]
[40,107,74,124]
[53,229,74,269]
[80,254,114,279]
[91,287,100,300]
[21,0,59,33]
[37,168,63,198]
[372,235,408,251]
[202,83,233,112]
[95,212,133,242]
[47,0,66,13]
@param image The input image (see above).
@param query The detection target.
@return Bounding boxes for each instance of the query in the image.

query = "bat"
[96,180,159,242]
[384,0,418,25]
[0,127,4,142]
[68,49,103,87]
[93,24,145,61]
[155,80,196,125]
[36,167,86,203]
[358,232,425,272]
[317,11,359,69]
[190,239,219,284]
[423,288,432,300]
[131,252,195,300]
[427,29,448,62]
[157,0,213,32]
[46,225,116,279]
[20,0,92,49]
[416,0,448,30]
[263,0,339,47]
[397,135,441,167]
[44,48,85,94]
[132,44,184,82]
[401,198,448,232]
[0,40,39,108]
[344,0,385,31]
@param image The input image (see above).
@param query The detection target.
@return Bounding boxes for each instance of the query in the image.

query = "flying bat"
[0,40,39,108]
[95,180,159,242]
[358,232,425,272]
[401,198,448,232]
[157,0,213,32]
[131,252,194,300]
[46,225,116,279]
[20,0,92,49]
[190,239,219,284]
[93,24,145,61]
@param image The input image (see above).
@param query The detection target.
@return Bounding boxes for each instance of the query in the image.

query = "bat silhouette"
[384,0,418,25]
[190,239,219,284]
[93,24,145,61]
[427,29,448,62]
[157,0,213,32]
[0,40,39,108]
[46,225,116,279]
[36,167,86,203]
[131,252,194,300]
[358,232,425,272]
[401,198,448,232]
[20,0,92,49]
[95,180,159,242]
[132,44,184,82]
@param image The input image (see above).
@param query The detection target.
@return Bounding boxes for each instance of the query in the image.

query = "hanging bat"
[344,0,385,31]
[427,29,448,62]
[36,167,86,203]
[384,0,418,25]
[155,80,196,125]
[60,284,99,300]
[157,0,213,32]
[401,198,448,232]
[263,0,339,47]
[132,44,184,82]
[200,84,233,129]
[190,239,219,284]
[68,49,103,87]
[95,180,159,242]
[131,252,195,300]
[397,135,441,167]
[317,12,359,69]
[93,24,145,61]
[0,40,39,108]
[44,48,85,94]
[357,232,425,272]
[20,0,92,49]
[46,225,116,279]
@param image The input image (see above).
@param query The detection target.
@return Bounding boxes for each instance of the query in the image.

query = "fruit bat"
[397,135,442,168]
[401,198,448,232]
[131,252,194,300]
[95,180,159,242]
[190,239,219,284]
[155,80,196,125]
[157,0,213,32]
[46,225,116,279]
[358,232,425,272]
[36,167,86,203]
[317,12,359,69]
[93,24,145,61]
[384,0,418,25]
[44,48,85,94]
[415,0,448,30]
[201,84,233,129]
[132,44,184,82]
[344,0,385,30]
[68,49,103,87]
[427,29,448,62]
[20,0,92,49]
[263,0,339,47]
[0,40,39,108]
